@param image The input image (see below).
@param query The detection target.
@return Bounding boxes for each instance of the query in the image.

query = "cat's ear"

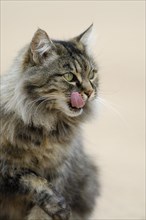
[74,24,95,54]
[30,28,56,64]
[75,24,93,45]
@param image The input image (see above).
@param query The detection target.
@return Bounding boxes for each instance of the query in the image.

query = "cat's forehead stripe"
[58,40,92,78]
[79,54,91,73]
[74,55,91,76]
[74,59,82,73]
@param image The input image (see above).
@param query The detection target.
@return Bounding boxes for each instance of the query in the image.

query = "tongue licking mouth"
[70,92,85,109]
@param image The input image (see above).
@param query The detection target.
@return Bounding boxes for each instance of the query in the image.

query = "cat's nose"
[81,80,94,98]
[84,89,94,98]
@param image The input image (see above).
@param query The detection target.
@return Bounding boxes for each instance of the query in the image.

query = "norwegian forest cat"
[0,25,100,220]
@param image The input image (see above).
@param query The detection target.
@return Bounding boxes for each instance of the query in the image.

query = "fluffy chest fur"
[0,119,77,178]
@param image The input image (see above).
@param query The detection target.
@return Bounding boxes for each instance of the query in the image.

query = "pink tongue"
[70,92,85,109]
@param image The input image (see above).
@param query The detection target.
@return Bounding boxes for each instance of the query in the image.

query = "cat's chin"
[58,103,83,117]
[67,106,83,117]
[64,106,83,117]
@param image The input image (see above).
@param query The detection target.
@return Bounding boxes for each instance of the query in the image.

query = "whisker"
[33,94,67,116]
[25,97,46,116]
[96,96,128,126]
[33,97,55,116]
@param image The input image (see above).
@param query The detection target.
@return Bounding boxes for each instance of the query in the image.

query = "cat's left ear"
[75,24,94,49]
[30,28,56,64]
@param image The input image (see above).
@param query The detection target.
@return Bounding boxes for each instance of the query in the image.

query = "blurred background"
[1,1,145,219]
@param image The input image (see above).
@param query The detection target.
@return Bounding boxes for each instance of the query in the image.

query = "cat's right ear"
[30,29,56,64]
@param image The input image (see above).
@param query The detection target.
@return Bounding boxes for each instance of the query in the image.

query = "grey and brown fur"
[0,25,100,220]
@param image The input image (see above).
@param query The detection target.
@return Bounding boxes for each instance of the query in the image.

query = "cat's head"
[21,25,99,119]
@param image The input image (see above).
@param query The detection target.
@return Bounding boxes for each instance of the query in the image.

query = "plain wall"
[1,1,145,219]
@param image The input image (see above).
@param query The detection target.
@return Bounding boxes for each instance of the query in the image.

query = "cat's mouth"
[58,92,86,117]
[68,103,83,112]
[65,103,83,117]
[70,92,85,109]
[60,101,84,117]
[66,91,85,114]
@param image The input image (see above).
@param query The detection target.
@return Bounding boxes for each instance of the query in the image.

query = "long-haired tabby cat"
[0,25,100,220]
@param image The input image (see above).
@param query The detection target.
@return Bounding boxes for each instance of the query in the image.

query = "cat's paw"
[42,194,71,220]
[52,208,71,220]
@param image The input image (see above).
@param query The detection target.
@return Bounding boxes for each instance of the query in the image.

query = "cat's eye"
[89,71,95,80]
[63,73,74,82]
[89,69,97,80]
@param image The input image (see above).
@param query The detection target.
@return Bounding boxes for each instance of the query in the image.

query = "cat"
[0,25,100,220]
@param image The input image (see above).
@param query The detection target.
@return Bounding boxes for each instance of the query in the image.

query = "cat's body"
[0,26,99,220]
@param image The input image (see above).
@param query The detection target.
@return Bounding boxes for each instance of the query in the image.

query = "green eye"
[89,71,95,80]
[89,69,97,80]
[63,73,74,82]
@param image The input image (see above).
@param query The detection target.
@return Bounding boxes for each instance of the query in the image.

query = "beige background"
[1,1,145,220]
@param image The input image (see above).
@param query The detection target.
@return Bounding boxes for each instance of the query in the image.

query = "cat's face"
[22,26,98,118]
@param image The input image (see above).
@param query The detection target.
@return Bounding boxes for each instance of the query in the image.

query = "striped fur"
[0,26,100,220]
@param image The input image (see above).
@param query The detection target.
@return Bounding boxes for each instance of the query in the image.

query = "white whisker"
[96,96,128,126]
